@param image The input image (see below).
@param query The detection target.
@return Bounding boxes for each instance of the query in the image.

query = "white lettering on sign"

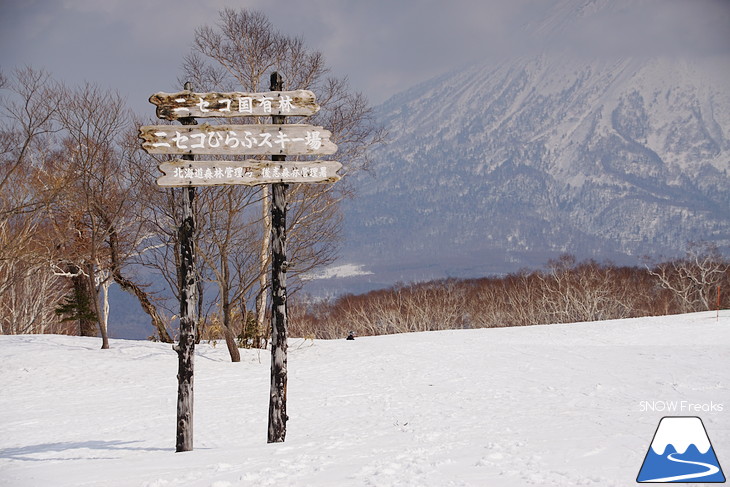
[304,131,322,150]
[197,97,211,113]
[156,160,341,187]
[259,166,328,179]
[175,94,294,116]
[238,97,253,114]
[280,95,294,113]
[259,96,274,113]
[165,129,323,152]
[172,166,251,179]
[149,90,320,119]
[152,131,171,148]
[169,165,328,181]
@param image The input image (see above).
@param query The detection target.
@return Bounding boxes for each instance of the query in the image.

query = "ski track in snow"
[0,311,728,486]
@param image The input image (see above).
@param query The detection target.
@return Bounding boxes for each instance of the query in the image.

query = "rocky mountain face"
[330,53,730,291]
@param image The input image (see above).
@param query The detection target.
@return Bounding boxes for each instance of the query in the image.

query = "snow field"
[1,311,728,486]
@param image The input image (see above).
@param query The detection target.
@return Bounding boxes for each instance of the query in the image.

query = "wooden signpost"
[156,160,341,187]
[139,124,337,157]
[174,111,197,453]
[268,71,287,444]
[140,73,339,450]
[150,89,320,119]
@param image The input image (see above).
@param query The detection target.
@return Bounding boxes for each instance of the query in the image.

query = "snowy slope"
[1,311,728,486]
[0,311,730,487]
[333,52,730,292]
[322,0,730,295]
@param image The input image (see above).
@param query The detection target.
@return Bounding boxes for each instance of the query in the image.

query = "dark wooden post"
[268,71,289,443]
[174,81,198,453]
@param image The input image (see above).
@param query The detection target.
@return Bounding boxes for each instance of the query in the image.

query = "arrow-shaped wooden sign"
[149,90,319,120]
[156,159,342,187]
[139,124,337,156]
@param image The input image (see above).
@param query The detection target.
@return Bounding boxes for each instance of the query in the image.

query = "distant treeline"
[290,245,730,339]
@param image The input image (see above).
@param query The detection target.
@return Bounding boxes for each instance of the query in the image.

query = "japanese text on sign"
[177,94,293,117]
[154,129,323,151]
[149,90,320,119]
[139,124,337,156]
[170,165,328,180]
[155,160,342,187]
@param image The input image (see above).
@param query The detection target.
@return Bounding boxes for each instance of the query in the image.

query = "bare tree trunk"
[221,250,241,362]
[114,271,172,342]
[100,278,111,342]
[256,186,270,348]
[71,268,97,337]
[86,263,109,349]
[222,311,241,362]
[107,223,173,342]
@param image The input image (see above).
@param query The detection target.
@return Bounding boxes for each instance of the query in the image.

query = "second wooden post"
[268,71,289,443]
[175,81,198,452]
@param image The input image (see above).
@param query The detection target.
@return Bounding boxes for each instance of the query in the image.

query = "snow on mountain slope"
[1,311,728,486]
[295,1,730,296]
[332,51,730,291]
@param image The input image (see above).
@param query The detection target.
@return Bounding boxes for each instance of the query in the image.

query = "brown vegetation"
[290,250,730,339]
[0,8,385,355]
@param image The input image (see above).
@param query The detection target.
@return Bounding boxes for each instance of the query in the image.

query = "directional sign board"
[139,124,337,156]
[149,90,319,120]
[157,160,342,187]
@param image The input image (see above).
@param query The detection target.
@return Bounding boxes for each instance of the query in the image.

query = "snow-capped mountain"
[331,42,730,290]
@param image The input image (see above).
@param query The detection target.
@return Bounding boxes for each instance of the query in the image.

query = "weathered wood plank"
[157,160,342,187]
[149,90,319,120]
[139,123,337,156]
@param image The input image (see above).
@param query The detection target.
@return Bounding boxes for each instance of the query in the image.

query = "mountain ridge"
[325,52,730,293]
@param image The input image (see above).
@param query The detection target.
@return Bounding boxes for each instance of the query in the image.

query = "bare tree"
[196,186,263,361]
[290,255,707,339]
[50,82,157,348]
[0,68,61,290]
[0,67,60,208]
[648,242,730,312]
[163,8,386,361]
[0,68,70,335]
[110,124,175,342]
[1,261,70,334]
[1,70,175,342]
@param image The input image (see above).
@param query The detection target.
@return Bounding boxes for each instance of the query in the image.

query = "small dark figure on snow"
[346,331,356,340]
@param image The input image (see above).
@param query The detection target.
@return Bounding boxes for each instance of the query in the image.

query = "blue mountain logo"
[637,416,725,483]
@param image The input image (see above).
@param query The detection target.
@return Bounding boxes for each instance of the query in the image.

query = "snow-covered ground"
[301,263,374,281]
[1,311,728,486]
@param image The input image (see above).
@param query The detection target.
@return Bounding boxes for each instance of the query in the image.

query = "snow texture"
[1,311,728,486]
[301,264,374,281]
[337,51,730,291]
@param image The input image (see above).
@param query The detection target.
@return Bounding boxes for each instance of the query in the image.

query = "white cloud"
[2,0,727,112]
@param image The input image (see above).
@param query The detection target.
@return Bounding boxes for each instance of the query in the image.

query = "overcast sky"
[1,0,729,115]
